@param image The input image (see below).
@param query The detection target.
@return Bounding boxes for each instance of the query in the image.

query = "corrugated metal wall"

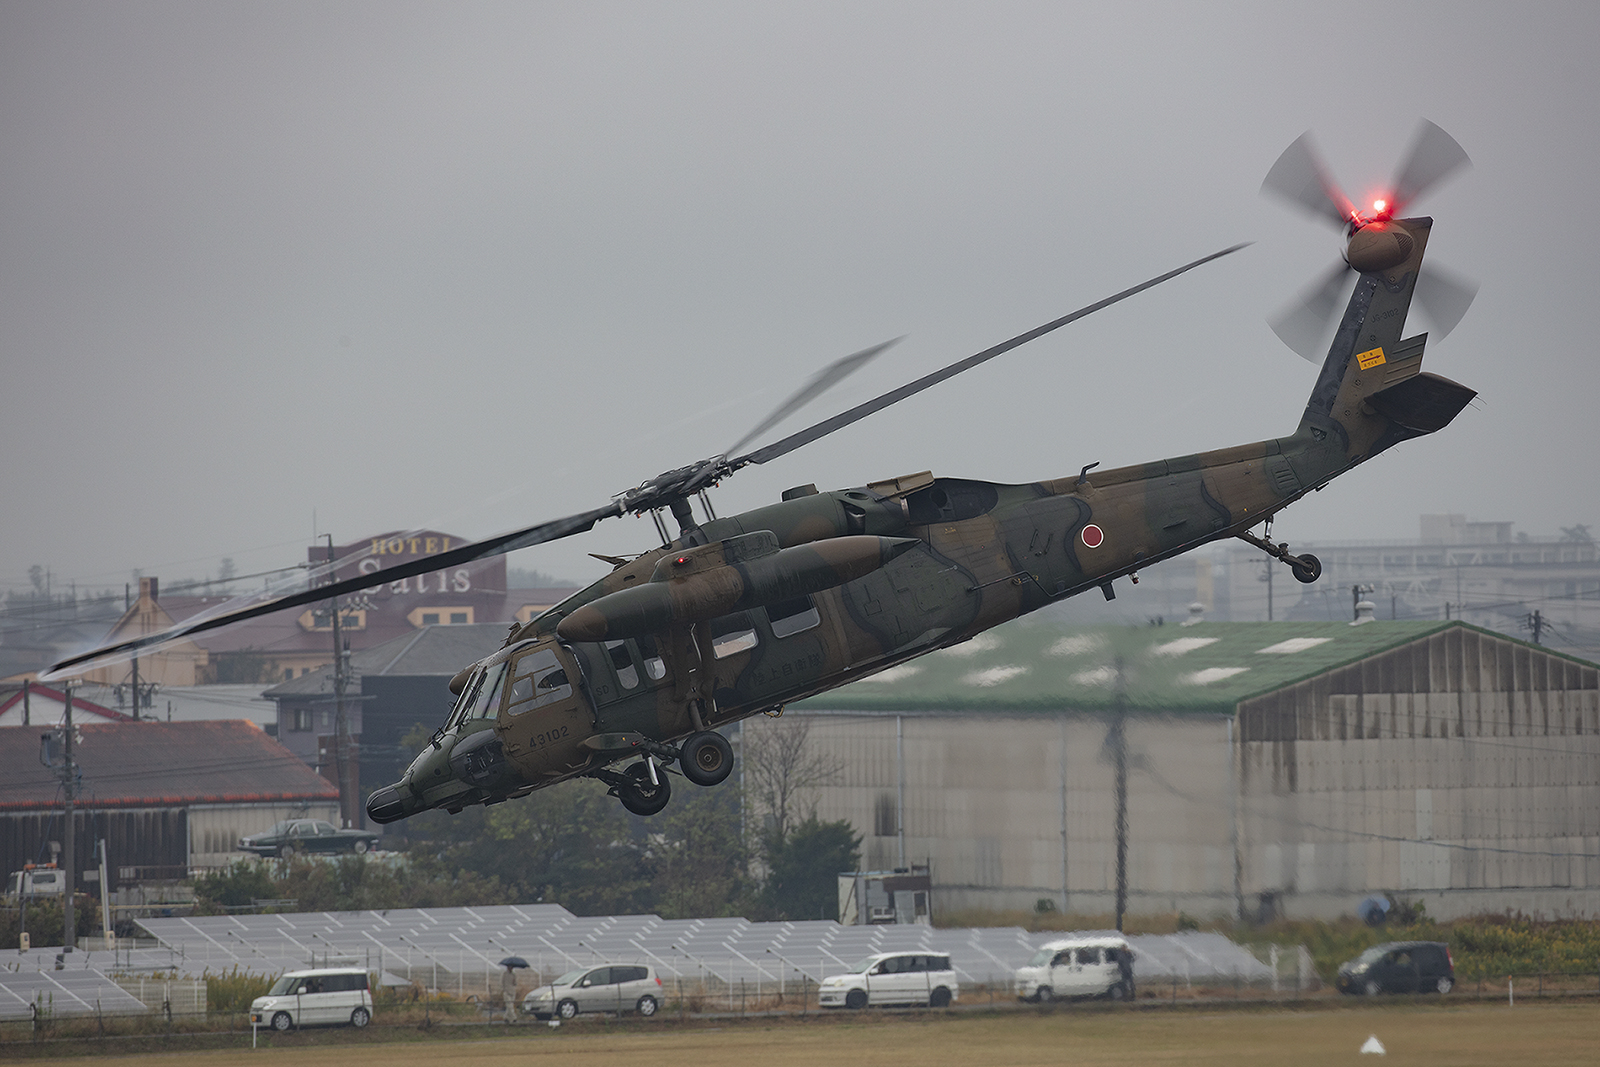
[1235,628,1600,915]
[0,808,187,888]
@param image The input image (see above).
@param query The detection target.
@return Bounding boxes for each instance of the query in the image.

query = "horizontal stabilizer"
[1365,372,1475,434]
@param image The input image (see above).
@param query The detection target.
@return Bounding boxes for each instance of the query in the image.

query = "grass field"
[18,1001,1597,1067]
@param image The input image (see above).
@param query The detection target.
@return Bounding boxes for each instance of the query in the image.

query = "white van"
[1015,937,1133,1002]
[250,968,373,1030]
[818,952,958,1009]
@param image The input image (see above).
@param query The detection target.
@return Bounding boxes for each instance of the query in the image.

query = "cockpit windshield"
[444,662,509,730]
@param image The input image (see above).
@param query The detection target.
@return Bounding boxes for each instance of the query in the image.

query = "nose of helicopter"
[365,783,416,824]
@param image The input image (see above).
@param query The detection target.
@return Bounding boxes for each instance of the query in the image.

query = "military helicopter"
[50,122,1476,821]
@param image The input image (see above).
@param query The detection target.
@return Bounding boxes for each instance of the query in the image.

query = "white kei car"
[1015,937,1134,1002]
[249,968,373,1030]
[818,951,958,1010]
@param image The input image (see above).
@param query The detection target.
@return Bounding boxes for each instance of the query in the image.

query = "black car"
[240,819,381,858]
[1337,941,1455,995]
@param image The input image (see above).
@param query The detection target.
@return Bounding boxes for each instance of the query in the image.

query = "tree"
[759,815,861,920]
[741,715,842,845]
[647,784,751,919]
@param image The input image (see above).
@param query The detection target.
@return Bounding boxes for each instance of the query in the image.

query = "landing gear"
[1236,525,1322,585]
[594,761,673,816]
[679,731,734,786]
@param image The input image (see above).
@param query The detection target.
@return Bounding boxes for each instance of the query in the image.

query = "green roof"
[795,619,1462,715]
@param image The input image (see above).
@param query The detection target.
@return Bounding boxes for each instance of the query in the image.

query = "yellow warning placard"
[1357,347,1386,370]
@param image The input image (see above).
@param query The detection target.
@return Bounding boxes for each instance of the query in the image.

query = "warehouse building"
[0,720,339,884]
[772,618,1600,921]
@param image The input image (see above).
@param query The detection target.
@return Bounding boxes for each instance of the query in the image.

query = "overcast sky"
[3,1,1597,601]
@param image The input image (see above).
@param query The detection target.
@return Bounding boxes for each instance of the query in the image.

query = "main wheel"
[1436,976,1454,994]
[556,998,579,1020]
[636,994,658,1017]
[271,1011,293,1031]
[617,762,671,816]
[1035,986,1053,1003]
[844,989,867,1010]
[350,1007,370,1028]
[679,731,734,787]
[1291,553,1322,584]
[929,987,952,1008]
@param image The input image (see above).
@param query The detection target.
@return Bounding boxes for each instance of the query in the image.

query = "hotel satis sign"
[310,530,506,599]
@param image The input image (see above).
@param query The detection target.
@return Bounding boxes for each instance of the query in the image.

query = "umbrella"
[498,956,530,969]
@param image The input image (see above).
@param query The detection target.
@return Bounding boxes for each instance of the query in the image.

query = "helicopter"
[50,122,1477,821]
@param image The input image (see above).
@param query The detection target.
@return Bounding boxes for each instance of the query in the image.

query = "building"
[768,617,1600,921]
[0,720,339,884]
[1223,515,1600,656]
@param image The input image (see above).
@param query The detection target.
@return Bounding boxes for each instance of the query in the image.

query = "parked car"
[239,819,381,857]
[1015,937,1134,1002]
[818,952,958,1009]
[249,968,373,1030]
[522,964,663,1019]
[1336,941,1455,995]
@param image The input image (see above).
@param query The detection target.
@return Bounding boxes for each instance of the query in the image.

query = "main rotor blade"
[733,243,1250,469]
[1413,262,1479,340]
[43,501,623,679]
[1391,120,1470,216]
[1261,132,1353,229]
[1268,260,1353,362]
[724,337,901,458]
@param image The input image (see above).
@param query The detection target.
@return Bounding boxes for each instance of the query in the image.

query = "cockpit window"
[505,646,573,715]
[445,668,486,730]
[467,663,508,720]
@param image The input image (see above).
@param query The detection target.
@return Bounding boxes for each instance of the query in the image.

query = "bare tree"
[742,715,842,844]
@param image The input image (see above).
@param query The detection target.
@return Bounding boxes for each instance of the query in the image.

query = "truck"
[4,864,66,901]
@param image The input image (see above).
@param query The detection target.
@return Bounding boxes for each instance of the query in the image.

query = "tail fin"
[1295,216,1475,466]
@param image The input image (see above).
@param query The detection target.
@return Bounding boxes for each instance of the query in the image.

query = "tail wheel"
[1291,553,1322,584]
[679,731,734,787]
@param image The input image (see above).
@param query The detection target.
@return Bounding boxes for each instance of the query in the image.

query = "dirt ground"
[19,1001,1598,1067]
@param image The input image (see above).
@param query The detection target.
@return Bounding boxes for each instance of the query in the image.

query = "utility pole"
[1111,655,1129,934]
[130,654,140,722]
[326,536,357,828]
[61,682,75,953]
[1526,610,1544,645]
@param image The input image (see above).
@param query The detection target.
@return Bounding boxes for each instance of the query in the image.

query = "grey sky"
[3,2,1596,598]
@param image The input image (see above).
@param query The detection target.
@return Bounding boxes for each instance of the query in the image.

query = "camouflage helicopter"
[51,122,1477,821]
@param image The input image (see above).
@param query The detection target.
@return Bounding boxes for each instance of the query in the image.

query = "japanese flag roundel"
[1081,524,1104,549]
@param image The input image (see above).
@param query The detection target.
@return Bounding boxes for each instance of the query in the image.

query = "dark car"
[240,819,380,858]
[1337,941,1454,995]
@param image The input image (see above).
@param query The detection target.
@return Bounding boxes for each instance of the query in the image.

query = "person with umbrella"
[499,957,529,1023]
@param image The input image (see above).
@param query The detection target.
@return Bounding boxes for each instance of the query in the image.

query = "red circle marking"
[1081,524,1104,549]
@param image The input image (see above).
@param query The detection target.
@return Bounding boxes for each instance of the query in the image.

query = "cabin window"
[504,647,572,715]
[606,640,639,689]
[711,613,759,658]
[1076,947,1100,965]
[636,635,668,681]
[767,595,820,638]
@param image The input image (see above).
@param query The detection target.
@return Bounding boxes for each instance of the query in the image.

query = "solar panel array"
[136,906,1274,989]
[0,961,148,1021]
